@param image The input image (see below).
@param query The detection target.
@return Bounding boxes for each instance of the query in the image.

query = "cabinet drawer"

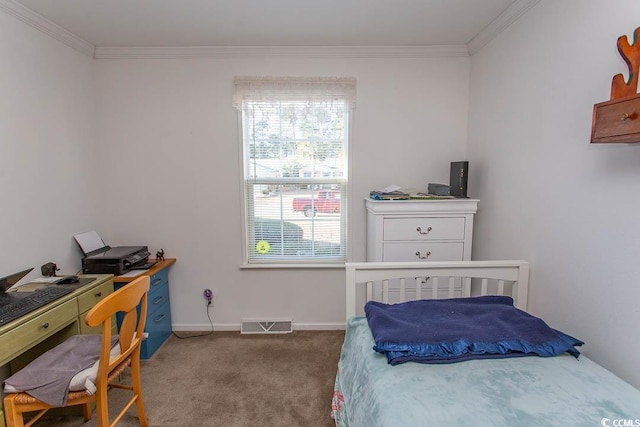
[0,299,77,363]
[148,284,170,317]
[141,301,172,359]
[77,280,113,314]
[592,95,640,143]
[79,313,117,335]
[148,269,169,298]
[382,242,464,262]
[383,217,465,241]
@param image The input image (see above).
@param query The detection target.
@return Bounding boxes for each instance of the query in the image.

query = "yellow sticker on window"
[256,240,270,254]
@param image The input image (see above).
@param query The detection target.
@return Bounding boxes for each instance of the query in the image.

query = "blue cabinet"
[114,259,175,359]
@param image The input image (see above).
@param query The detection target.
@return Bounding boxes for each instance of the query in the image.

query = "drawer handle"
[154,313,166,323]
[95,292,102,298]
[416,226,433,235]
[621,112,637,121]
[152,279,163,286]
[415,251,432,260]
[41,322,50,329]
[152,296,165,305]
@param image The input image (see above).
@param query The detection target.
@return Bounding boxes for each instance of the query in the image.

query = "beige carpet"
[31,330,345,427]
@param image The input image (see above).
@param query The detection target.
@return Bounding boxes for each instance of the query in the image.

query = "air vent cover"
[241,318,293,334]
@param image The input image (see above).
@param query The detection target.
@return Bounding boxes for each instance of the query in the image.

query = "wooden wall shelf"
[591,27,640,143]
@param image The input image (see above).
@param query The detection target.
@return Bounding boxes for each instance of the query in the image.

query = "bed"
[332,260,640,427]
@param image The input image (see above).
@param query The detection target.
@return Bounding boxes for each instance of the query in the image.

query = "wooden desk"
[114,258,175,359]
[0,275,114,427]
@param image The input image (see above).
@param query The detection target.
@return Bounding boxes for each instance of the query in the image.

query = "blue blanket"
[365,296,583,365]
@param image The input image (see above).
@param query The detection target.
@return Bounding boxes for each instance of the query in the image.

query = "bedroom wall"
[467,0,640,388]
[92,54,470,330]
[0,11,98,280]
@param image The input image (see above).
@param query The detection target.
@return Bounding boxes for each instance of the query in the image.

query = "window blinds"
[234,77,355,264]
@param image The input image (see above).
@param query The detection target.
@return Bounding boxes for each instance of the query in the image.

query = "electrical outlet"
[204,288,213,306]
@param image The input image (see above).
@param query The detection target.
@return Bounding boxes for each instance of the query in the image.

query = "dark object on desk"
[0,267,34,294]
[427,183,451,196]
[156,248,165,262]
[0,286,74,325]
[137,261,157,270]
[449,161,469,198]
[56,275,79,285]
[40,262,59,277]
[82,246,151,275]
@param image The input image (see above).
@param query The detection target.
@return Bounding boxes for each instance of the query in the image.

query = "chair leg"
[131,358,148,427]
[95,383,110,427]
[82,402,93,421]
[3,396,25,427]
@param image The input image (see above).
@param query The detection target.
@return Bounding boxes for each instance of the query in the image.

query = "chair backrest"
[85,275,150,385]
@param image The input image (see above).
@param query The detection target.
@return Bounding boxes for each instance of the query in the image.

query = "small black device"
[56,275,79,285]
[449,161,469,198]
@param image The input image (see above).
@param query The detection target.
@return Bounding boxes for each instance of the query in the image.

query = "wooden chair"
[3,275,150,427]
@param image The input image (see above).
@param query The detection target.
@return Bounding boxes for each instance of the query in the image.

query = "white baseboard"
[172,322,346,332]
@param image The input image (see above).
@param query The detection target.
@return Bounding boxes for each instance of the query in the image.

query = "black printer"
[74,231,151,275]
[82,246,150,275]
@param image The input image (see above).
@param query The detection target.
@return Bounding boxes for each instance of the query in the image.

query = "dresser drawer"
[0,299,77,363]
[383,217,465,241]
[382,242,464,262]
[77,280,113,314]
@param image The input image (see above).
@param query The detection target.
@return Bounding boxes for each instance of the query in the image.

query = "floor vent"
[241,319,293,334]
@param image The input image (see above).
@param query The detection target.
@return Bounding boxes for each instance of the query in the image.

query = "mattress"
[334,316,640,427]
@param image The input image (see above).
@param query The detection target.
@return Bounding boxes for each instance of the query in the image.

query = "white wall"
[93,55,470,330]
[468,0,640,388]
[0,11,98,280]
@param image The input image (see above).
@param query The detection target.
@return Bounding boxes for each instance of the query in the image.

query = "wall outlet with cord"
[204,288,213,306]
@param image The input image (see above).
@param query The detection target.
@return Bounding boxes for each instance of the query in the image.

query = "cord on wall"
[172,289,215,339]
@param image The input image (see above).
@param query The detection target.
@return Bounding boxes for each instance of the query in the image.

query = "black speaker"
[449,161,468,198]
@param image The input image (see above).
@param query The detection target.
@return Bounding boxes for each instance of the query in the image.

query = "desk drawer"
[383,217,465,241]
[382,242,464,262]
[141,300,171,359]
[148,283,170,317]
[77,280,113,314]
[79,313,117,335]
[149,269,168,298]
[0,299,77,364]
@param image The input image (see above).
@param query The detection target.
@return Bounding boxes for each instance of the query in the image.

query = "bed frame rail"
[345,260,530,320]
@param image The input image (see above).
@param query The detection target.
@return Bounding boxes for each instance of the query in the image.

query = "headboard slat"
[345,261,530,320]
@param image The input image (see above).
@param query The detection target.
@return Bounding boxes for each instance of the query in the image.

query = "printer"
[82,246,150,275]
[74,231,151,275]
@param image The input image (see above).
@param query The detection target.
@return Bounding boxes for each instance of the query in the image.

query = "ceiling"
[11,0,520,48]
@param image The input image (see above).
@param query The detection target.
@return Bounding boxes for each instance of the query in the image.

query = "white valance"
[232,76,356,110]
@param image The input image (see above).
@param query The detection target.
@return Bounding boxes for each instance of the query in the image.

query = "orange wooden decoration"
[611,26,640,99]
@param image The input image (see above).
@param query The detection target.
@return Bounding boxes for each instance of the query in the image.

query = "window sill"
[239,263,346,269]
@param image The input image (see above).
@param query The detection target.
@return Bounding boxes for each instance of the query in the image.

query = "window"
[233,77,355,265]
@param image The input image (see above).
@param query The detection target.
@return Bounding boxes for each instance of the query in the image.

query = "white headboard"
[345,260,530,320]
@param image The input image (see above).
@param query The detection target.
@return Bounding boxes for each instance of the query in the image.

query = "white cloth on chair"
[3,335,117,406]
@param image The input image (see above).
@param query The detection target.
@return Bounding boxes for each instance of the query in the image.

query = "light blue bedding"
[337,316,640,427]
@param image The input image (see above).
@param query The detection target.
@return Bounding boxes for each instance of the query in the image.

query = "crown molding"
[94,44,469,60]
[1,0,537,60]
[0,0,95,57]
[467,0,541,55]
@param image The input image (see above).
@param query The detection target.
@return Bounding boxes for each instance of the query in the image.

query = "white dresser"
[365,198,479,262]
